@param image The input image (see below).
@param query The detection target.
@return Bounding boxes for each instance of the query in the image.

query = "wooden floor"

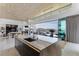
[0,48,20,56]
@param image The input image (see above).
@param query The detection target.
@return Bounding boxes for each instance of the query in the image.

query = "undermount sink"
[24,38,36,42]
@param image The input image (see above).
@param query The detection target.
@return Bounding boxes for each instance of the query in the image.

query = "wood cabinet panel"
[15,39,40,56]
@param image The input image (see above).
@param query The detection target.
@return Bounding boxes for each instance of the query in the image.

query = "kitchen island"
[15,34,79,56]
[15,34,61,56]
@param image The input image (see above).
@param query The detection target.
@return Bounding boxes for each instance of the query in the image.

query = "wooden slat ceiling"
[0,3,69,21]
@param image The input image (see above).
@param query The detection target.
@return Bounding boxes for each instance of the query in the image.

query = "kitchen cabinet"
[15,38,40,56]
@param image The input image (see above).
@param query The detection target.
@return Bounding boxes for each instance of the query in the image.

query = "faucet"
[32,32,38,40]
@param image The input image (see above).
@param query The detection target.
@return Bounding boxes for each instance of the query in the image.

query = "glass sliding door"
[34,20,58,37]
[58,18,66,40]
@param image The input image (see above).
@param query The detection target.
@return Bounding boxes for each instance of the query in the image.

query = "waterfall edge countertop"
[16,34,58,52]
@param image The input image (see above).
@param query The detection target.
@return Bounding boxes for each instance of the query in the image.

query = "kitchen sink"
[24,38,36,42]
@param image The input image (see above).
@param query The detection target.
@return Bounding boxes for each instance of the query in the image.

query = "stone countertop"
[9,32,22,34]
[17,35,52,52]
[16,34,58,52]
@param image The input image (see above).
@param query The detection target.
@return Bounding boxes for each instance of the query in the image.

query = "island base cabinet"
[15,39,61,56]
[15,39,40,56]
[40,43,61,56]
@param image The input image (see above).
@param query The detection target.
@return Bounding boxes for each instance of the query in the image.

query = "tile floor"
[0,37,19,56]
[0,37,15,51]
[0,48,20,56]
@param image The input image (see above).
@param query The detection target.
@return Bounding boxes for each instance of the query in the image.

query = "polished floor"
[0,37,15,51]
[0,37,79,56]
[0,37,20,56]
[0,48,20,56]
